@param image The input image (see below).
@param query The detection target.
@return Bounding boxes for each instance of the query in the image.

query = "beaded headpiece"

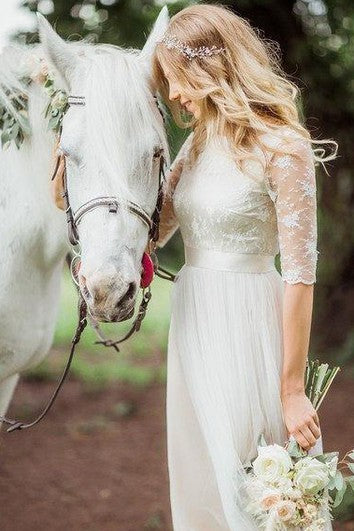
[158,34,225,61]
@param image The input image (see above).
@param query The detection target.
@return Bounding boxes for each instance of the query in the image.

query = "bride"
[150,4,337,530]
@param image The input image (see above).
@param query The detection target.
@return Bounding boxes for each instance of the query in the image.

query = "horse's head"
[38,9,170,323]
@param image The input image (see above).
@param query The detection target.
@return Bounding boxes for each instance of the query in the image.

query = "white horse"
[0,8,170,422]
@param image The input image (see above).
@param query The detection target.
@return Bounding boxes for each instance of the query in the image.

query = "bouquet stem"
[305,359,340,411]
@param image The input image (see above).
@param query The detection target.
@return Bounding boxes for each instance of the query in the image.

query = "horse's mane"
[0,44,32,122]
[0,40,169,205]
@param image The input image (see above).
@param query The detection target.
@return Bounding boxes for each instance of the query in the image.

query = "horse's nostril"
[126,281,137,300]
[117,281,137,308]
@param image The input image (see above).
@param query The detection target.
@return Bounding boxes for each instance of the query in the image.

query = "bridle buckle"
[108,202,119,214]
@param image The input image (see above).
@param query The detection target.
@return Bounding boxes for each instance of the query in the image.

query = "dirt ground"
[0,372,353,531]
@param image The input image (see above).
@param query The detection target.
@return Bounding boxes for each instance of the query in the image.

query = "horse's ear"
[37,13,76,85]
[139,6,169,76]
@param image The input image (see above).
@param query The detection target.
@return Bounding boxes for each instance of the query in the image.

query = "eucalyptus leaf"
[48,115,60,131]
[334,470,345,491]
[1,130,10,145]
[328,476,336,491]
[17,112,30,134]
[332,482,347,508]
[287,437,306,458]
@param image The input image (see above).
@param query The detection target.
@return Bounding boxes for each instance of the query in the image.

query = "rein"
[0,94,176,433]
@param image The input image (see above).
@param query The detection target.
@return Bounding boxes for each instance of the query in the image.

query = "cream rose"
[260,489,281,510]
[253,444,293,483]
[305,504,318,517]
[24,55,49,84]
[273,500,297,522]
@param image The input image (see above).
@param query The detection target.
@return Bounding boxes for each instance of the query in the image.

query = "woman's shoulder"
[258,124,300,149]
[260,125,309,157]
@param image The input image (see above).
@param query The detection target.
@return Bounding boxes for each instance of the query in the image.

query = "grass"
[54,270,173,352]
[25,269,174,388]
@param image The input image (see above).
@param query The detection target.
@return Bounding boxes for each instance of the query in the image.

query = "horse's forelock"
[82,47,169,199]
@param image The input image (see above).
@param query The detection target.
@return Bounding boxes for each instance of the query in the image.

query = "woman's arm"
[155,133,194,250]
[265,130,321,450]
[281,284,320,451]
[155,158,183,249]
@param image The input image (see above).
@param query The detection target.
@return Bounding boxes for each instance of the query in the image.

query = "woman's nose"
[169,87,180,101]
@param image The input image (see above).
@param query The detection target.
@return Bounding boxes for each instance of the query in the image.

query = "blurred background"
[0,0,353,530]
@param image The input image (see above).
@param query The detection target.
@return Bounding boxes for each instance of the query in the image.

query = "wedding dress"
[156,126,329,530]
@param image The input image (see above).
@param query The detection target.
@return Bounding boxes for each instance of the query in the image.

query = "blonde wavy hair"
[152,3,338,176]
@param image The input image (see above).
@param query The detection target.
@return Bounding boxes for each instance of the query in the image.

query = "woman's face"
[161,64,200,119]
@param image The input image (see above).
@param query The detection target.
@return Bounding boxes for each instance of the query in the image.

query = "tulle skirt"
[165,247,329,530]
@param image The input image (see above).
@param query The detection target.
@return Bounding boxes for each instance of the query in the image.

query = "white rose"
[273,500,297,522]
[294,457,329,496]
[276,476,293,495]
[253,444,293,483]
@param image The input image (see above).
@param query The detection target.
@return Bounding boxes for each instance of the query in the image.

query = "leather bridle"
[0,94,175,433]
[54,95,165,248]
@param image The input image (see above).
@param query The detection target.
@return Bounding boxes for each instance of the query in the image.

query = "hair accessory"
[158,34,225,61]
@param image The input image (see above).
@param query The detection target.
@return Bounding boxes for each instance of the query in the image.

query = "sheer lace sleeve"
[156,133,193,249]
[265,134,319,285]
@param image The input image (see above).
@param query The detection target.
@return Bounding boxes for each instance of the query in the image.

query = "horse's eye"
[153,147,164,159]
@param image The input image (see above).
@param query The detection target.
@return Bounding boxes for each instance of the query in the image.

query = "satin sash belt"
[184,246,276,273]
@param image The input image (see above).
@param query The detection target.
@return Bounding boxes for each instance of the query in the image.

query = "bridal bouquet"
[244,361,354,530]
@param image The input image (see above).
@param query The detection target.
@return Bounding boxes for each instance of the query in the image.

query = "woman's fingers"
[299,425,317,449]
[294,430,311,451]
[308,417,321,439]
[295,417,321,450]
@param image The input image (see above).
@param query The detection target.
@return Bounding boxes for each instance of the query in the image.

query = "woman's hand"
[281,390,321,452]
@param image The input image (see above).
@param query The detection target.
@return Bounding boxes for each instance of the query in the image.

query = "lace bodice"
[157,127,318,285]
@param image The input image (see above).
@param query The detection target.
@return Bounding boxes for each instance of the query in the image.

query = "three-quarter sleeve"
[156,133,193,249]
[265,135,319,285]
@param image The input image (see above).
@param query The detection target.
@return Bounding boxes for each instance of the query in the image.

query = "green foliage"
[26,270,172,389]
[54,270,172,351]
[15,0,354,365]
[0,78,31,149]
